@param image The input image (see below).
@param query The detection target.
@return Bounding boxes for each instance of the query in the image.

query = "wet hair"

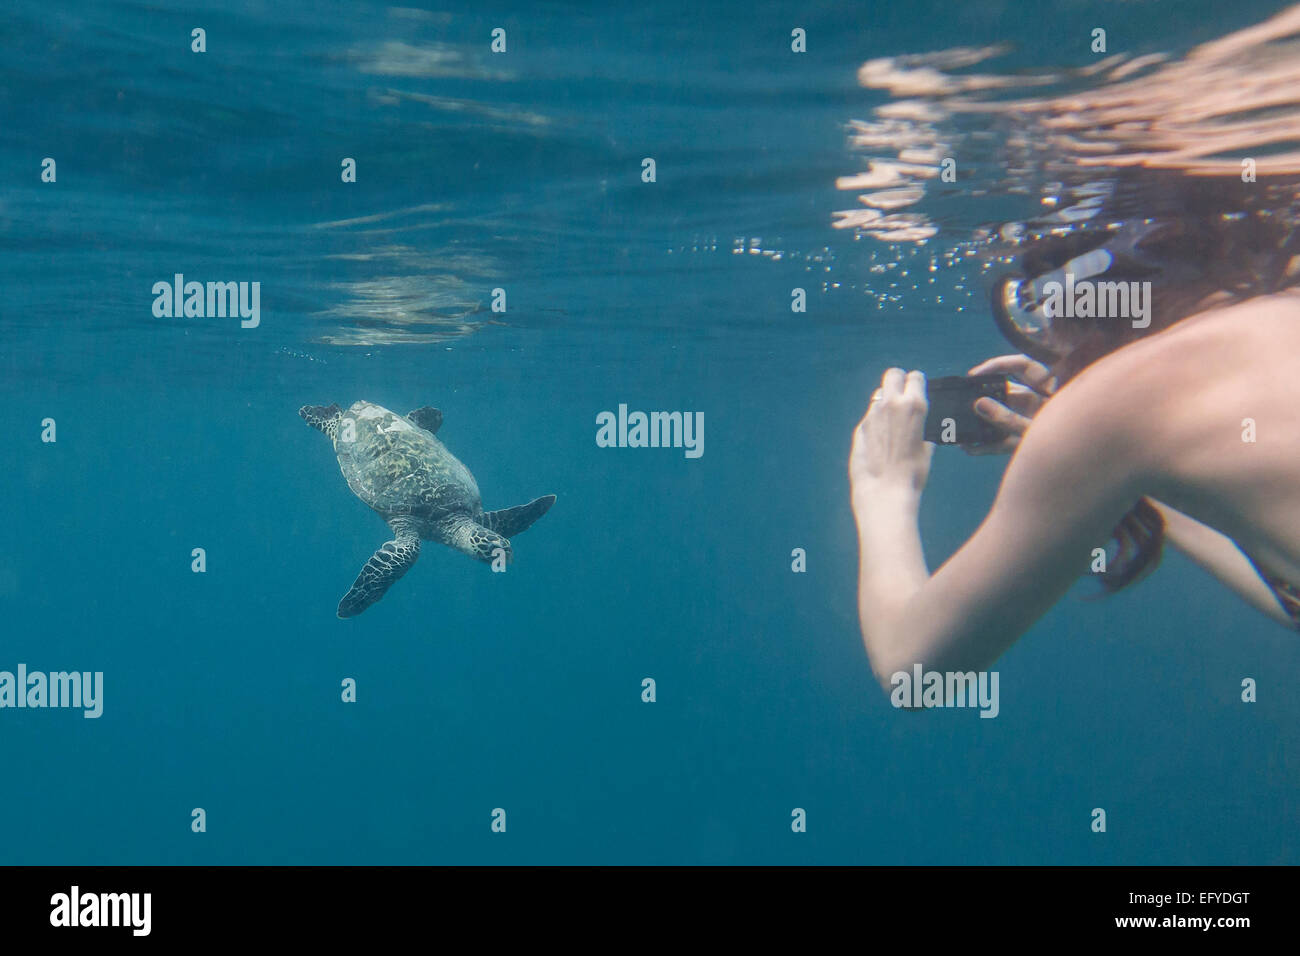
[998,174,1300,593]
[1050,177,1300,382]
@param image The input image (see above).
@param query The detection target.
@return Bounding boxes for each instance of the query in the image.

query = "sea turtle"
[300,401,555,618]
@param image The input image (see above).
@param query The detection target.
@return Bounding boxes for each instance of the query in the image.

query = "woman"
[849,227,1300,688]
[844,4,1300,689]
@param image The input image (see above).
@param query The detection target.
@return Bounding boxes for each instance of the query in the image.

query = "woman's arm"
[964,354,1292,628]
[1148,501,1293,627]
[850,367,1143,689]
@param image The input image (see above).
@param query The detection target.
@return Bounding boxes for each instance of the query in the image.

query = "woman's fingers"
[852,369,935,490]
[961,397,1026,456]
[902,370,927,418]
[959,384,1041,456]
[1003,383,1046,417]
[962,436,1019,457]
[861,387,883,426]
[967,353,1045,381]
[863,368,927,432]
[973,395,1031,436]
[967,354,1057,395]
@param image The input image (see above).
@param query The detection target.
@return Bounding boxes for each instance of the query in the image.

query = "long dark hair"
[994,174,1300,592]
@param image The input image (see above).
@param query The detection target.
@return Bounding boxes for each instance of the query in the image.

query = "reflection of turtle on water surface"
[300,400,556,618]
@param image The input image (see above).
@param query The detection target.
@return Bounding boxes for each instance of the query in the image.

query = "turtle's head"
[300,403,343,439]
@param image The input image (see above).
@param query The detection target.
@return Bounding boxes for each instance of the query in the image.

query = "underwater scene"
[1,0,1298,865]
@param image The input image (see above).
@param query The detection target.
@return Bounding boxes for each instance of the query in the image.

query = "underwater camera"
[923,374,1009,446]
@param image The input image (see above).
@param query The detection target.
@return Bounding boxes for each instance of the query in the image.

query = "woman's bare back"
[1077,290,1300,588]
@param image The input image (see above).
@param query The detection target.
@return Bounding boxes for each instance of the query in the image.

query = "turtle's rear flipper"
[481,495,557,538]
[338,527,420,618]
[442,517,513,563]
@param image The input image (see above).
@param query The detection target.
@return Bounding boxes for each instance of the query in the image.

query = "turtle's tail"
[481,495,557,538]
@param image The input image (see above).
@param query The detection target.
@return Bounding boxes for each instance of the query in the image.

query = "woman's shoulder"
[1065,290,1298,384]
[1036,290,1300,468]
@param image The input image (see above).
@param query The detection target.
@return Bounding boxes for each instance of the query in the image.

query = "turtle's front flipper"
[407,407,443,435]
[338,522,421,618]
[481,495,557,538]
[441,516,512,564]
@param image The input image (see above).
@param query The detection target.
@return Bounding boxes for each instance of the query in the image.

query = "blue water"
[1,0,1296,864]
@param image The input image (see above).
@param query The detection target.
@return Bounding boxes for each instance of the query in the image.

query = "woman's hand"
[850,368,933,509]
[964,354,1057,456]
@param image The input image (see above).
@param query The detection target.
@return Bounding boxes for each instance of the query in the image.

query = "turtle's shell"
[334,401,481,519]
